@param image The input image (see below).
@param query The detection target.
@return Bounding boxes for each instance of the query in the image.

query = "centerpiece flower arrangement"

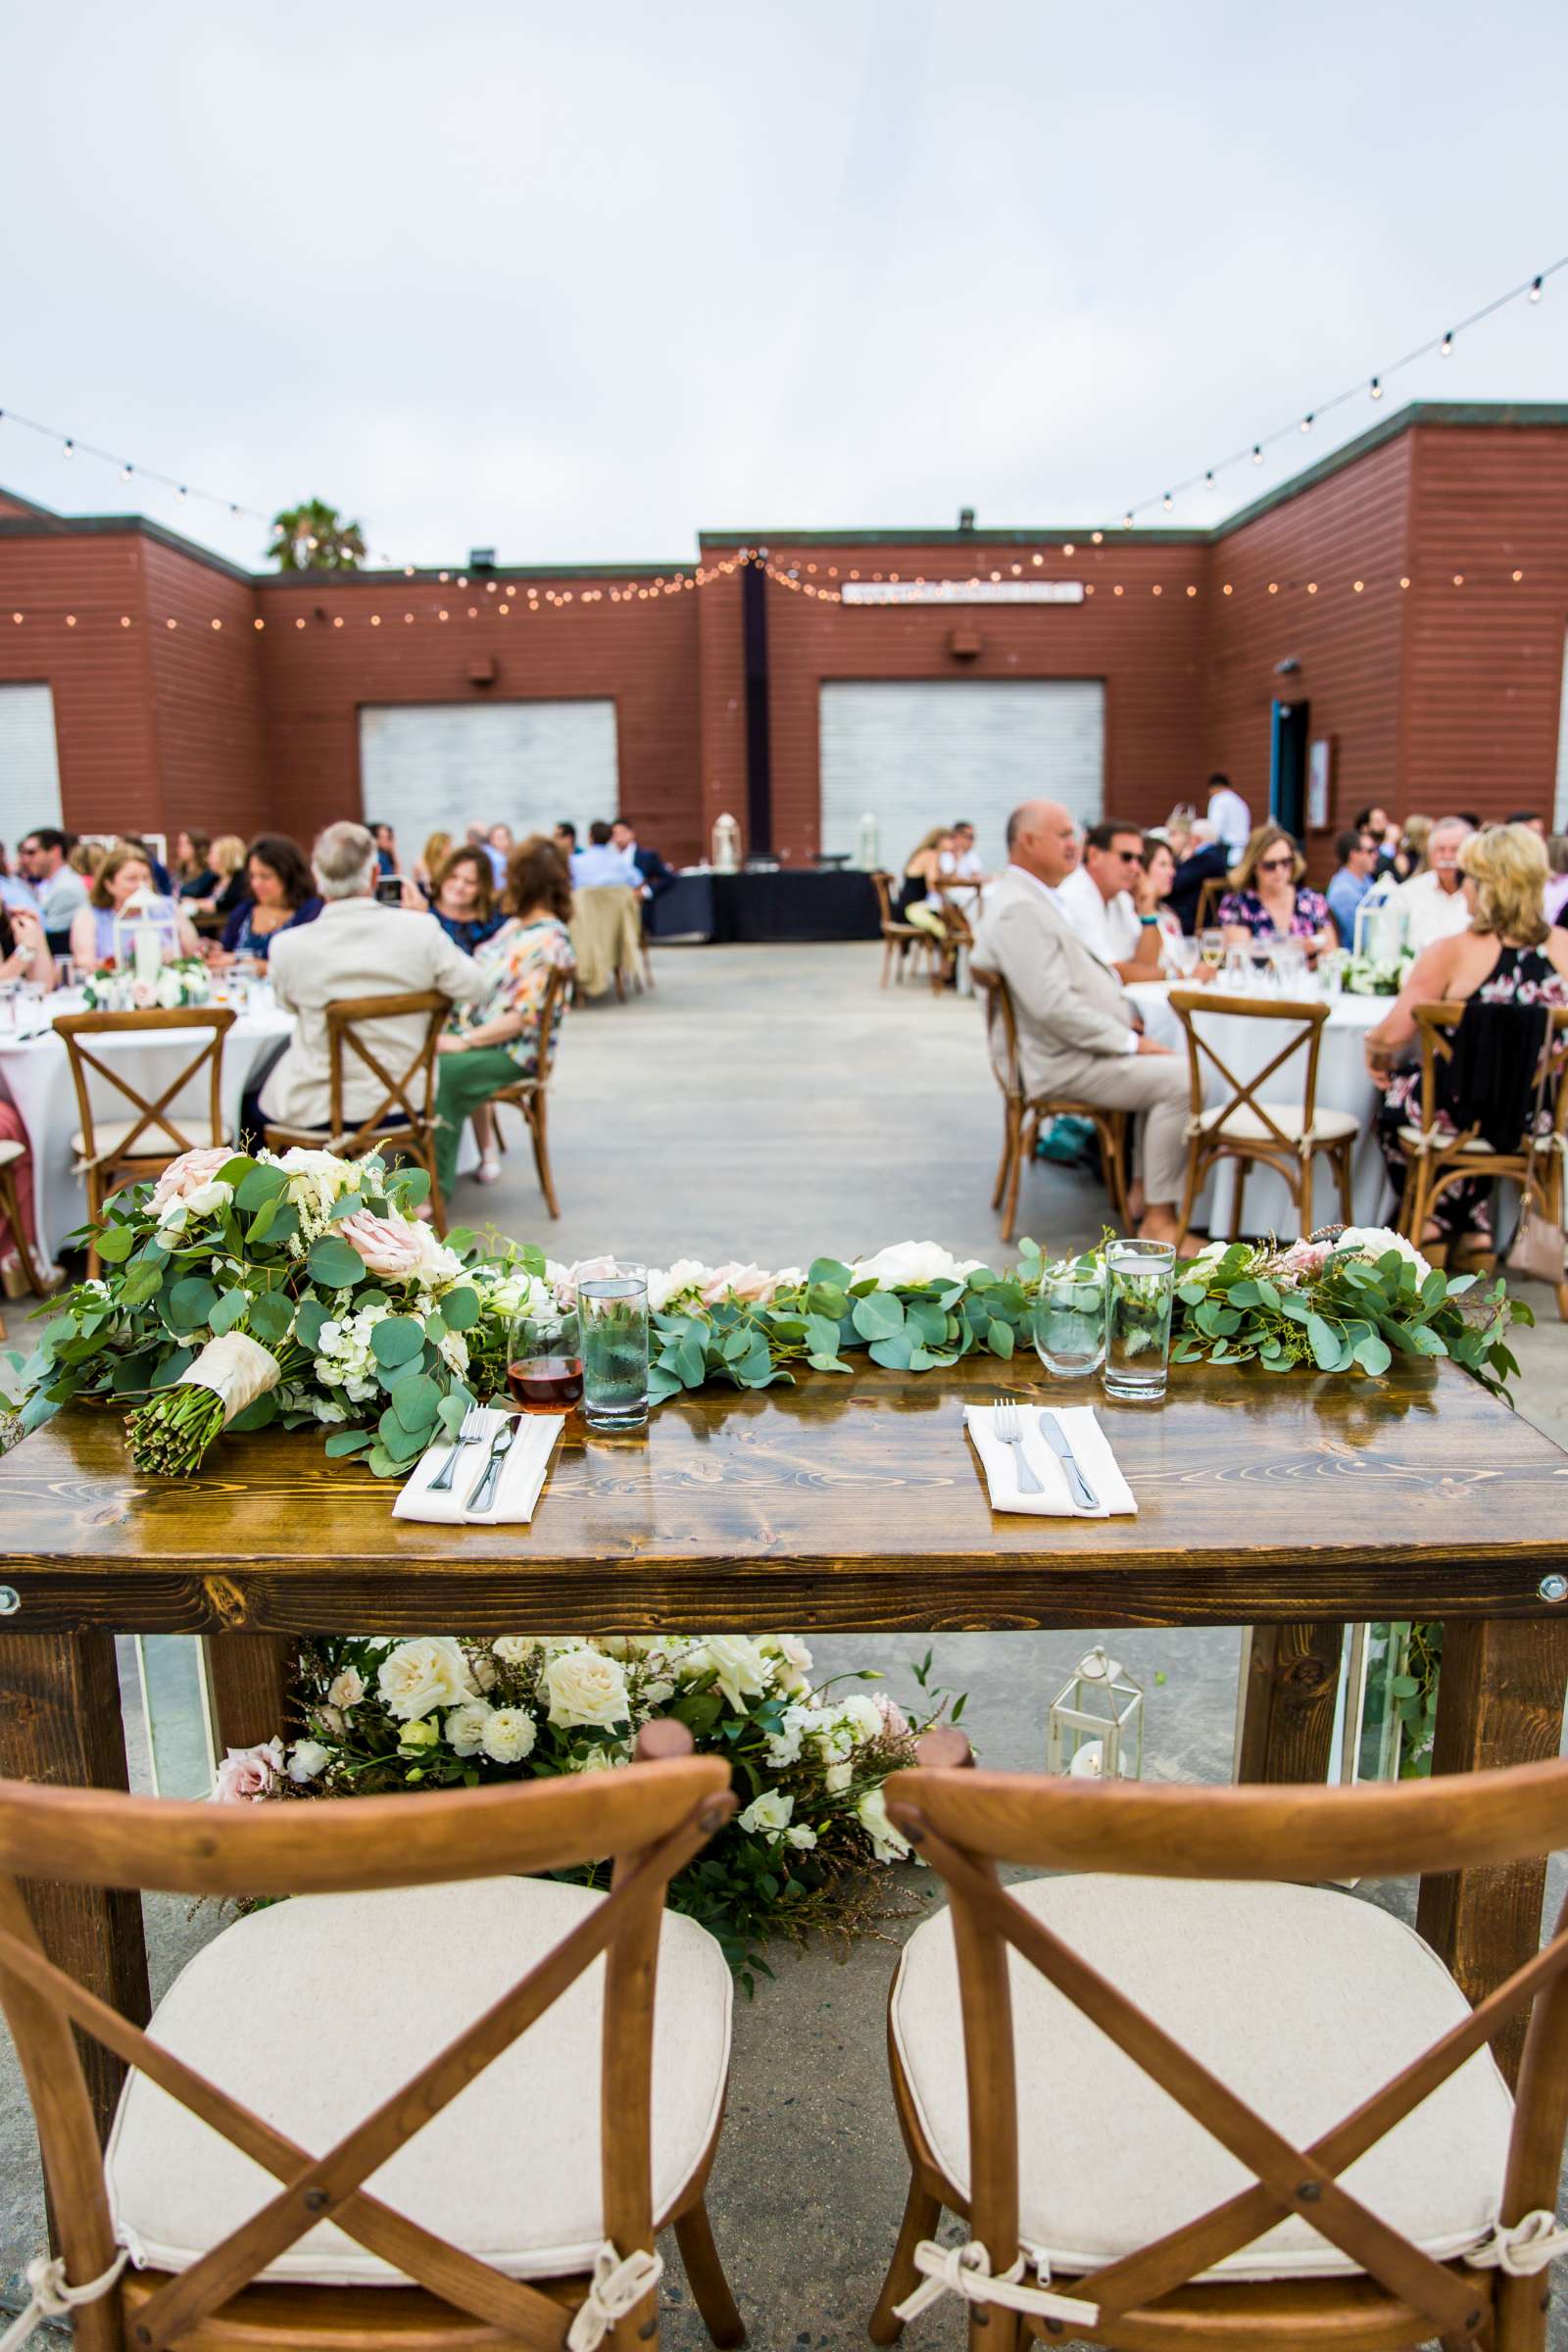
[1346,948,1416,997]
[80,956,213,1011]
[217,1630,960,1986]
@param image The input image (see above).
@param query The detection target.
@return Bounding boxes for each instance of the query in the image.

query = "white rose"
[543,1647,630,1730]
[737,1789,796,1839]
[376,1637,476,1722]
[1337,1226,1432,1284]
[699,1635,770,1710]
[648,1258,711,1312]
[493,1635,544,1665]
[836,1694,885,1743]
[481,1706,539,1764]
[286,1739,331,1784]
[857,1784,912,1864]
[154,969,183,1010]
[445,1700,494,1756]
[851,1242,985,1291]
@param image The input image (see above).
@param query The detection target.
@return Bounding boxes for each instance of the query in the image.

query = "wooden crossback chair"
[53,1007,237,1277]
[0,1138,58,1338]
[263,991,450,1234]
[483,962,570,1220]
[1396,1004,1568,1317]
[871,1730,1568,2352]
[1167,989,1355,1248]
[0,1722,746,2352]
[871,873,948,992]
[972,965,1132,1242]
[1194,874,1228,933]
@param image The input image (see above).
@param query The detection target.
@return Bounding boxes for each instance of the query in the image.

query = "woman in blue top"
[405,845,507,956]
[71,844,204,971]
[218,834,322,963]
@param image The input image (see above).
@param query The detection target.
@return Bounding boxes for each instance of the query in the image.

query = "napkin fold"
[393,1409,564,1526]
[964,1402,1137,1518]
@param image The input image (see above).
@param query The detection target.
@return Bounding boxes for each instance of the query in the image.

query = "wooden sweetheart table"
[3,1352,1567,2127]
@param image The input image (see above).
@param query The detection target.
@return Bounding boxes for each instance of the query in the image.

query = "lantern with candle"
[112,887,169,995]
[710,813,741,873]
[1048,1645,1145,1781]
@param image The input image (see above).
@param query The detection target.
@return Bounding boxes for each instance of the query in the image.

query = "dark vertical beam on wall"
[741,559,772,854]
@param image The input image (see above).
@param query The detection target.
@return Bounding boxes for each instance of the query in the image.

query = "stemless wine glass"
[507,1300,583,1414]
[579,1263,650,1431]
[1032,1259,1106,1379]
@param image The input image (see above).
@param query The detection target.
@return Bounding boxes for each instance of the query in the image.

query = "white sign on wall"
[839,579,1085,607]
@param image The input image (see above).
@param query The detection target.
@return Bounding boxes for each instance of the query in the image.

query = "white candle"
[133,925,162,987]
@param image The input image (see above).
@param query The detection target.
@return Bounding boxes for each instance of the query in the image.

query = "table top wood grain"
[3,1357,1565,1635]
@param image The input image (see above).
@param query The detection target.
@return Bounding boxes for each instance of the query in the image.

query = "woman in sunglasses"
[1218,823,1333,958]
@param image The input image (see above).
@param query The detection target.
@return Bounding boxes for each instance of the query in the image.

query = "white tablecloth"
[1126,980,1393,1238]
[0,990,294,1261]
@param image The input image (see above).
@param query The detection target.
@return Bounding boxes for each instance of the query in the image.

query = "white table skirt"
[1126,981,1394,1238]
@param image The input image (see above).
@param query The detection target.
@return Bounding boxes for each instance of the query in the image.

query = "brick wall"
[0,530,161,835]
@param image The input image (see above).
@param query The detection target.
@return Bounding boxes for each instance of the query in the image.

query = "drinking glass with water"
[580,1264,650,1430]
[1102,1240,1177,1402]
[1032,1257,1105,1379]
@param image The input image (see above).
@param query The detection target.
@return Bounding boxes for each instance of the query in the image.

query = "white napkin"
[393,1409,564,1526]
[964,1402,1137,1518]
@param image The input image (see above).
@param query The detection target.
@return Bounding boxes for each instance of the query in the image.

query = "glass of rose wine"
[506,1303,584,1414]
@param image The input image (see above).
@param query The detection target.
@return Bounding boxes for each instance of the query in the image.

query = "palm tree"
[267,498,368,571]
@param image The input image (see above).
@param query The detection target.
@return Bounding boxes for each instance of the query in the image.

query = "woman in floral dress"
[1366,823,1568,1249]
[432,836,575,1200]
[1218,824,1334,956]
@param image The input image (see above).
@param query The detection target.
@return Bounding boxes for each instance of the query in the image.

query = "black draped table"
[650,868,880,944]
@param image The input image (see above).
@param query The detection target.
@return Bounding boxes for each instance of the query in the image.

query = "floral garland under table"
[2,1336,1567,2127]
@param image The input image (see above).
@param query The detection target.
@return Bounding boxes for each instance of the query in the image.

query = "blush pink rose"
[551,1254,619,1308]
[211,1738,284,1803]
[151,1146,235,1209]
[875,1693,910,1739]
[700,1261,778,1305]
[1276,1239,1331,1280]
[337,1208,426,1279]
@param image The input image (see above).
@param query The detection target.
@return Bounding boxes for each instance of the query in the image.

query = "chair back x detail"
[871,1731,1568,2351]
[972,965,1131,1241]
[1167,989,1352,1246]
[53,1007,237,1273]
[263,990,449,1229]
[0,1723,736,2352]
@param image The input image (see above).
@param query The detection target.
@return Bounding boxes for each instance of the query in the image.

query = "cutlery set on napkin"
[392,1407,564,1525]
[964,1399,1137,1518]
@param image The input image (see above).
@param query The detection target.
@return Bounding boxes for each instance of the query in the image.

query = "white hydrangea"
[312,1303,392,1403]
[481,1706,539,1764]
[851,1242,986,1291]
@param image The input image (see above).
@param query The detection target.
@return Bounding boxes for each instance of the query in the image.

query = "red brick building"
[2,402,1565,873]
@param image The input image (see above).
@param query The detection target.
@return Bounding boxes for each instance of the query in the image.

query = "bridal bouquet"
[219,1631,961,1984]
[21,1146,533,1478]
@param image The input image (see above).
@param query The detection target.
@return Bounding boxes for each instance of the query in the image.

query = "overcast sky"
[2,0,1565,571]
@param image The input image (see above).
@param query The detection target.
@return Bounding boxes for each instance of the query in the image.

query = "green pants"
[433,1046,524,1200]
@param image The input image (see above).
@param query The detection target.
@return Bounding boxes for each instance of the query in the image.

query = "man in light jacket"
[259,822,487,1135]
[972,801,1189,1243]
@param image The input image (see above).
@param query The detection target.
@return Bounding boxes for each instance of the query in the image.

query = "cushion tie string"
[892,2238,1101,2328]
[1471,2211,1568,2276]
[0,2250,129,2352]
[565,2241,664,2351]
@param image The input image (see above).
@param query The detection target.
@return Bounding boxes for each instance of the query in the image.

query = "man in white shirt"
[971,801,1188,1243]
[259,821,486,1134]
[1395,816,1475,953]
[17,829,88,942]
[1054,819,1164,981]
[571,820,638,889]
[1204,774,1252,857]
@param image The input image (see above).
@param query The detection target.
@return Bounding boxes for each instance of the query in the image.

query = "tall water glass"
[1102,1241,1177,1403]
[1032,1261,1105,1379]
[580,1263,650,1430]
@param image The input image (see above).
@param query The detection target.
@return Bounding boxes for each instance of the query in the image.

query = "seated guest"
[610,816,673,899]
[938,820,987,881]
[485,823,514,888]
[1142,833,1185,960]
[1352,804,1402,877]
[1166,818,1230,934]
[433,836,576,1196]
[0,899,56,1294]
[1204,772,1252,856]
[1395,815,1475,953]
[1509,809,1548,840]
[1367,824,1568,1252]
[369,821,400,876]
[0,860,36,916]
[553,821,579,859]
[219,834,322,963]
[1220,824,1333,954]
[1,900,54,994]
[258,822,486,1139]
[410,829,452,895]
[1326,825,1379,946]
[173,829,219,899]
[972,800,1188,1244]
[893,827,956,938]
[1544,835,1568,927]
[571,818,638,890]
[123,834,174,897]
[1394,813,1431,883]
[1056,818,1164,980]
[18,827,88,951]
[194,834,250,919]
[72,844,203,970]
[405,845,506,954]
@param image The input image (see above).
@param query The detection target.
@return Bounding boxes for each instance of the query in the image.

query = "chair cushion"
[106,1877,732,2286]
[1199,1100,1359,1146]
[73,1118,230,1161]
[1396,1126,1496,1155]
[891,1875,1512,2282]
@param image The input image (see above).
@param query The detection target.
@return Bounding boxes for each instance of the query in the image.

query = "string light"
[1530,275,1544,302]
[1440,332,1453,357]
[1369,377,1383,400]
[1300,414,1313,433]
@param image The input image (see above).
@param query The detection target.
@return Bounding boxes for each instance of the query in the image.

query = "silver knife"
[1036,1410,1099,1511]
[466,1417,517,1514]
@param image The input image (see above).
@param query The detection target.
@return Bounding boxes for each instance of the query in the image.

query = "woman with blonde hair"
[412,829,453,895]
[895,825,956,940]
[1218,822,1333,953]
[71,842,203,969]
[1367,823,1568,1251]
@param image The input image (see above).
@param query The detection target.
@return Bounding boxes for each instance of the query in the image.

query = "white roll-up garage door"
[0,683,63,844]
[819,679,1103,873]
[359,702,619,845]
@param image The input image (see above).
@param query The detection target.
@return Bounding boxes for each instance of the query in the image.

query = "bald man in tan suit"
[972,801,1189,1243]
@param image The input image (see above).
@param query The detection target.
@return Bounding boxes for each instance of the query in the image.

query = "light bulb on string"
[1161,492,1173,511]
[1251,445,1262,465]
[62,438,74,459]
[1369,376,1383,400]
[1530,275,1544,301]
[1121,512,1133,529]
[177,485,188,500]
[1300,414,1313,433]
[1441,332,1453,357]
[121,463,133,480]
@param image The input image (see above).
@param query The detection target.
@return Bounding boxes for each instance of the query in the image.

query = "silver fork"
[429,1403,487,1494]
[993,1395,1044,1494]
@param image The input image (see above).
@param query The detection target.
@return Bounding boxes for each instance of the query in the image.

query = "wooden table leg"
[205,1634,293,1753]
[0,1631,151,2140]
[1234,1623,1346,1784]
[1417,1615,1568,2083]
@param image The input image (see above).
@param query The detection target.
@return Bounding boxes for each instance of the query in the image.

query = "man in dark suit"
[611,818,674,914]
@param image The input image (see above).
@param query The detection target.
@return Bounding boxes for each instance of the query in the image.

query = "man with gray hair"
[259,821,486,1136]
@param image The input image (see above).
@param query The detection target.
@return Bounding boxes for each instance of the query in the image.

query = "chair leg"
[84,1167,105,1280]
[1175,1142,1205,1254]
[993,1102,1019,1211]
[880,936,893,988]
[1228,1156,1247,1243]
[1100,1114,1133,1235]
[0,1161,53,1297]
[1335,1139,1353,1229]
[673,2196,746,2349]
[527,1097,562,1221]
[1002,1110,1033,1244]
[868,2169,942,2345]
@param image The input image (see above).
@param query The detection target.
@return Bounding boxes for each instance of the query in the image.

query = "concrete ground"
[4,939,1567,2349]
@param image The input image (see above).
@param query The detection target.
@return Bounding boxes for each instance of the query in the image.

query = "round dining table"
[1125,978,1394,1237]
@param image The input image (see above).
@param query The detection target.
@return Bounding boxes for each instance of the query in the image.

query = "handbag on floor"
[1504,1040,1567,1284]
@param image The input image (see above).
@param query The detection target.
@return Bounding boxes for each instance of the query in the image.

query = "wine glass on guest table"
[507,1301,584,1413]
